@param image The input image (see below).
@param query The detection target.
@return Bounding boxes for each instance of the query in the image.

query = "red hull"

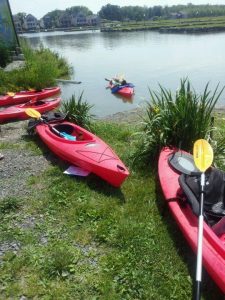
[108,83,134,97]
[0,87,61,107]
[35,121,129,187]
[158,147,225,293]
[0,98,61,124]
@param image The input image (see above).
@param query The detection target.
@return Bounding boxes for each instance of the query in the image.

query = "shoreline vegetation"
[100,16,225,34]
[20,16,225,35]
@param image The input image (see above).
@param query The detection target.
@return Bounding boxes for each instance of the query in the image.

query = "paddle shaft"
[195,172,205,300]
[39,116,62,136]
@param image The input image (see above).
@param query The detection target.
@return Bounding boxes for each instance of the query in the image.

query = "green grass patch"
[0,116,224,299]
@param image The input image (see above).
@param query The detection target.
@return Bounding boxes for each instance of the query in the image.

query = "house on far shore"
[86,14,100,26]
[71,12,87,26]
[170,11,188,19]
[23,14,39,32]
[41,15,53,29]
[59,12,72,28]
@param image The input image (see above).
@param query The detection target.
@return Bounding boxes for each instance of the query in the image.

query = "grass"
[0,119,224,299]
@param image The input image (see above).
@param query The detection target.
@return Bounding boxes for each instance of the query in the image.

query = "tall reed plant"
[132,79,224,166]
[60,92,94,130]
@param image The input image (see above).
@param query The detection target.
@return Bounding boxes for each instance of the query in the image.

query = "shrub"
[0,42,72,94]
[132,79,224,167]
[60,92,94,130]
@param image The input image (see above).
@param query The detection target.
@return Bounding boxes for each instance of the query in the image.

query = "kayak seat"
[53,124,74,135]
[179,168,225,225]
[52,124,84,141]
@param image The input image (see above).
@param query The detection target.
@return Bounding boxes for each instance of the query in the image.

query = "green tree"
[66,6,93,16]
[99,4,122,21]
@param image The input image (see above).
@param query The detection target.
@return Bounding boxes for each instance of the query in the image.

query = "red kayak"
[34,120,129,187]
[108,82,134,97]
[0,98,61,124]
[0,86,61,107]
[158,147,225,293]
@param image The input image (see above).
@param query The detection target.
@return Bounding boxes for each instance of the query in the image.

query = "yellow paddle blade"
[193,139,213,172]
[7,92,15,97]
[25,108,41,119]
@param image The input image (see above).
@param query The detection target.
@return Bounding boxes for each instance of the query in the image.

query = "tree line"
[14,4,225,22]
[98,4,225,21]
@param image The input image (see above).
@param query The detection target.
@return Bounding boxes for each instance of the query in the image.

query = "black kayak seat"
[179,169,225,222]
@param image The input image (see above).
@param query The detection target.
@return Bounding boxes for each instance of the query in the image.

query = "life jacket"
[178,167,225,223]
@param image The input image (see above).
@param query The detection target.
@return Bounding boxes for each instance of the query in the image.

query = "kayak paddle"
[7,92,15,97]
[25,108,76,141]
[193,139,213,300]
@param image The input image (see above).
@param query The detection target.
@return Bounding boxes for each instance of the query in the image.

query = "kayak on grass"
[28,113,129,187]
[0,97,61,124]
[0,86,61,107]
[158,147,225,294]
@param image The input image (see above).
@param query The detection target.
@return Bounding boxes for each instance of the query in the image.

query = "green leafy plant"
[41,241,80,278]
[132,79,224,166]
[0,197,20,213]
[60,92,94,130]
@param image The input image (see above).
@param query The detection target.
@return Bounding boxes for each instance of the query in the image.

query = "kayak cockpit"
[51,123,93,142]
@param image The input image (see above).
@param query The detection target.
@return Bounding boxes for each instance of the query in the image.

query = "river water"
[21,30,225,117]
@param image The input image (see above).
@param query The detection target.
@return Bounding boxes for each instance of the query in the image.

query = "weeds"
[0,197,21,214]
[60,92,94,130]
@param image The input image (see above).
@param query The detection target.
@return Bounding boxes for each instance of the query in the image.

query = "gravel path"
[0,121,50,200]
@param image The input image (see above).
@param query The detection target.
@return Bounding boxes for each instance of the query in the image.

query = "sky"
[9,0,225,19]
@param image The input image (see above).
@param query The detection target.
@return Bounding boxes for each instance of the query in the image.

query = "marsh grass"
[132,79,224,166]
